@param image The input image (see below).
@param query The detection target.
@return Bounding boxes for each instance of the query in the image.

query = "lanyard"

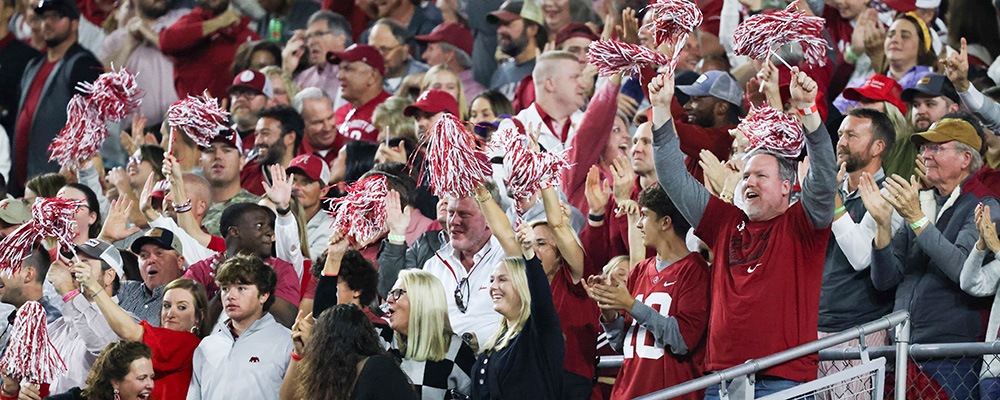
[436,245,497,284]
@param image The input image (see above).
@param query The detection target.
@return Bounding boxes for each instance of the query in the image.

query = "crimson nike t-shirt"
[694,197,830,382]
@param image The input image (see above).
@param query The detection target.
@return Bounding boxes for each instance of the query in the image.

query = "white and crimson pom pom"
[76,67,143,123]
[48,95,107,168]
[167,96,230,147]
[418,114,493,199]
[643,0,703,47]
[490,128,571,204]
[0,302,66,384]
[329,174,389,245]
[0,197,84,275]
[739,106,805,158]
[733,0,828,66]
[588,40,671,77]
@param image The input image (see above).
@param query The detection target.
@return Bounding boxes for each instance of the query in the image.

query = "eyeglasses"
[374,44,401,55]
[387,288,407,301]
[305,30,333,40]
[231,90,262,100]
[127,155,145,165]
[920,143,960,155]
[454,277,470,313]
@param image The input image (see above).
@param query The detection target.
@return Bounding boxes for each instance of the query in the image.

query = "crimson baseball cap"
[882,0,940,12]
[328,44,386,76]
[404,89,460,118]
[229,69,274,99]
[842,74,907,113]
[287,154,331,185]
[487,0,544,25]
[415,22,474,56]
[555,23,598,47]
[130,227,183,255]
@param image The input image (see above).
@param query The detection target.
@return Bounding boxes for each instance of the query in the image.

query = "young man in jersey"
[648,66,835,397]
[585,184,710,400]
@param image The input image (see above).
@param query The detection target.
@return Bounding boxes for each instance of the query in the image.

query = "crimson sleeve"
[159,12,210,55]
[562,80,622,212]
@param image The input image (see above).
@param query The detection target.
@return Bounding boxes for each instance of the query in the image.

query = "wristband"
[539,180,553,190]
[719,192,733,202]
[275,205,291,215]
[62,289,80,303]
[844,46,859,63]
[910,217,929,230]
[834,206,846,214]
[387,234,406,243]
[291,351,303,362]
[588,213,605,222]
[174,199,193,213]
[797,103,818,116]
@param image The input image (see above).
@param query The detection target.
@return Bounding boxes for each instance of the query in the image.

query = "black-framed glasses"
[454,277,470,313]
[388,288,407,301]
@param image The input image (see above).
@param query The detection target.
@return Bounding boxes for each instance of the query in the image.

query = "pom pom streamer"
[732,0,828,66]
[738,106,805,159]
[488,127,571,204]
[167,96,231,148]
[75,67,142,123]
[417,114,493,199]
[0,197,83,275]
[328,175,389,245]
[642,0,702,72]
[587,40,671,77]
[0,302,66,384]
[49,67,144,168]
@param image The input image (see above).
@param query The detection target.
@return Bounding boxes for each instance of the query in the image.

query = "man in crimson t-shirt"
[647,67,836,397]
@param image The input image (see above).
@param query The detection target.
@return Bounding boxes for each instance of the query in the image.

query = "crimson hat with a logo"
[228,69,274,98]
[882,0,940,12]
[286,154,331,185]
[555,23,598,47]
[327,44,386,76]
[403,89,460,117]
[842,74,907,113]
[415,22,474,56]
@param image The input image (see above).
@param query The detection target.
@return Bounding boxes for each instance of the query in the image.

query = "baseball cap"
[404,89,460,118]
[910,118,982,152]
[677,71,744,107]
[882,0,940,12]
[208,129,244,155]
[487,0,544,26]
[328,44,386,76]
[555,23,598,47]
[34,0,79,20]
[287,154,331,185]
[415,22,474,56]
[842,74,907,113]
[229,69,274,99]
[76,239,125,279]
[901,73,960,104]
[130,227,183,255]
[0,199,30,226]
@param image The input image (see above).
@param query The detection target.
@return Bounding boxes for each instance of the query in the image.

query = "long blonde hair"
[480,258,532,353]
[397,270,453,361]
[420,65,469,119]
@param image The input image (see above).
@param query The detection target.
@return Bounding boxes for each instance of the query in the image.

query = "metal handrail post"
[894,317,910,400]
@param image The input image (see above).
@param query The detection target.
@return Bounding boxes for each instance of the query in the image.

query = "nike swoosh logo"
[663,281,676,287]
[747,263,761,273]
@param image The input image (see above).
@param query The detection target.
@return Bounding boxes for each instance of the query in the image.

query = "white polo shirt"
[422,236,505,343]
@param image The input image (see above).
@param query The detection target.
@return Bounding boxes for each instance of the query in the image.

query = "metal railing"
[614,311,913,400]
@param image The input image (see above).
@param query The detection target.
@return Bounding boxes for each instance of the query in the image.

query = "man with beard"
[487,0,545,100]
[228,69,274,152]
[159,0,258,98]
[200,133,261,237]
[817,108,899,383]
[0,248,59,351]
[97,0,187,125]
[241,105,304,196]
[882,73,961,182]
[285,11,351,105]
[12,0,101,196]
[674,70,743,182]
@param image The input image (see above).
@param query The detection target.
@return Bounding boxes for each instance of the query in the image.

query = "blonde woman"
[421,65,469,119]
[261,66,299,107]
[385,270,476,399]
[469,184,565,399]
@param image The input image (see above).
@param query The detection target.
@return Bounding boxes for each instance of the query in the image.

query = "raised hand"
[615,199,640,219]
[610,155,636,203]
[648,72,675,108]
[99,195,141,243]
[619,7,639,45]
[942,37,970,92]
[584,165,612,216]
[788,66,818,109]
[262,163,292,210]
[385,190,411,243]
[514,222,536,260]
[975,203,1000,253]
[290,310,314,356]
[699,149,729,195]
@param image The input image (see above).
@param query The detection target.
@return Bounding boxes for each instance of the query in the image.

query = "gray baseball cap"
[677,71,744,107]
[76,239,125,279]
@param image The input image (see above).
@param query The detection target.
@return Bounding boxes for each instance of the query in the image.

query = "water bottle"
[268,19,282,42]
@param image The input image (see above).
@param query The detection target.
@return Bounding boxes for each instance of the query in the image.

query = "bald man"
[149,172,225,264]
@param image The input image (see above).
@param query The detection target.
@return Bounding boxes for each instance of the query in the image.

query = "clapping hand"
[975,203,1000,253]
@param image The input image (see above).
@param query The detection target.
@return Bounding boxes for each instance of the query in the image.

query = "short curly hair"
[82,341,152,400]
[215,254,278,312]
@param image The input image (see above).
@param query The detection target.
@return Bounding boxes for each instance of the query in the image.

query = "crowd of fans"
[3,0,1000,398]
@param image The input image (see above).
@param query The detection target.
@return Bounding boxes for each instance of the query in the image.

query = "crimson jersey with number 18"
[611,253,710,400]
